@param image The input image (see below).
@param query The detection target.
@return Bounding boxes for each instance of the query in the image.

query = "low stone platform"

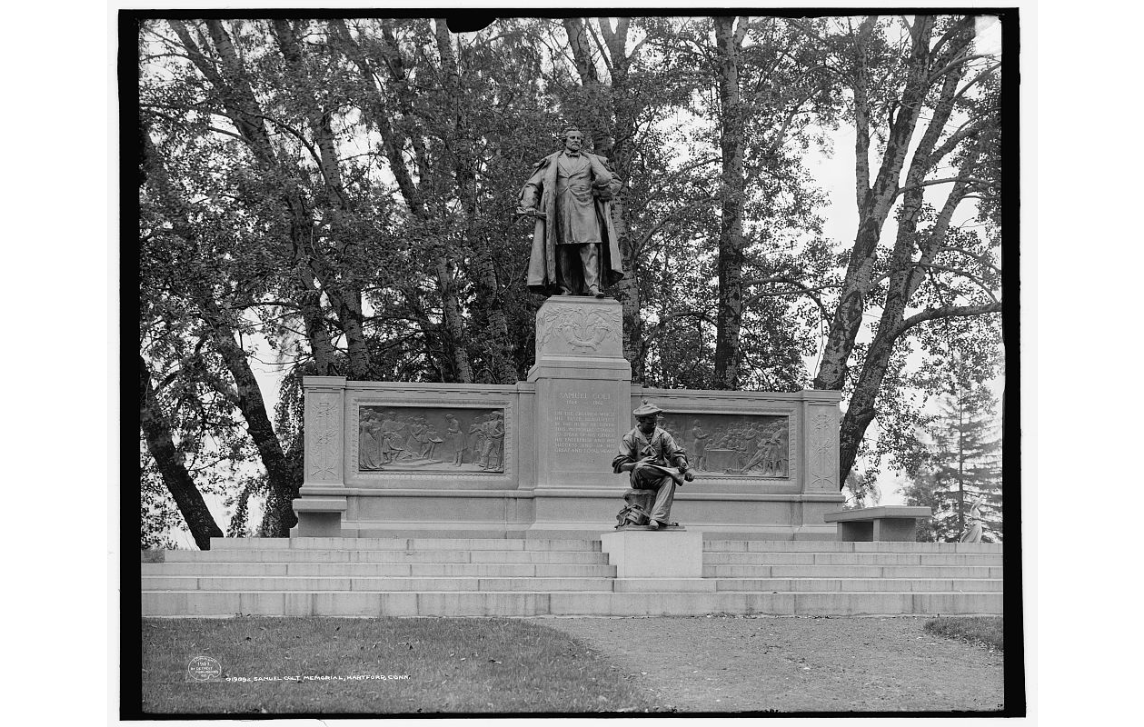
[824,506,934,542]
[142,537,1003,618]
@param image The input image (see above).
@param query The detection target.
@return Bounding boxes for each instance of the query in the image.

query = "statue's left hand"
[683,471,695,482]
[516,206,545,220]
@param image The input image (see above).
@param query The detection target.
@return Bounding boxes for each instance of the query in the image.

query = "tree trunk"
[270,19,370,380]
[196,295,299,535]
[835,321,896,485]
[170,19,350,376]
[139,357,223,550]
[599,20,645,380]
[811,17,940,393]
[804,16,995,488]
[434,259,474,383]
[712,16,748,390]
[434,20,514,383]
[956,394,966,539]
[332,19,473,383]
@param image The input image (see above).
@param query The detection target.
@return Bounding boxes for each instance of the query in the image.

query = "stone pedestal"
[527,297,631,504]
[600,530,703,578]
[293,376,350,537]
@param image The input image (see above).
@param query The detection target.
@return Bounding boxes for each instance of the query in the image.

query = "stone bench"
[823,506,932,542]
[293,497,348,537]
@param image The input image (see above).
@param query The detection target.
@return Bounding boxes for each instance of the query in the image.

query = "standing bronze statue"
[517,127,625,297]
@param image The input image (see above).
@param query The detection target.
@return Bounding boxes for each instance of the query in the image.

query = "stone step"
[704,540,1002,553]
[141,576,717,596]
[353,529,606,540]
[704,564,1003,579]
[713,577,1004,592]
[142,590,1003,618]
[143,562,618,578]
[142,576,615,592]
[210,537,602,552]
[163,549,610,564]
[142,537,1008,618]
[704,552,1002,566]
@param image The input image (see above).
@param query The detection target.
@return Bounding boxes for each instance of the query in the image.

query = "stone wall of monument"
[295,381,843,537]
[293,299,845,538]
[629,387,842,493]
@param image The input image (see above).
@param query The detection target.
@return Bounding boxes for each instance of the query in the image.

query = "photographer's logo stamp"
[187,655,222,682]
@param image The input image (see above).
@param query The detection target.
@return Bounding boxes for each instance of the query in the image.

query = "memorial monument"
[291,128,844,539]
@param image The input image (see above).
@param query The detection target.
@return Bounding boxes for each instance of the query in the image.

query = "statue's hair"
[559,126,583,138]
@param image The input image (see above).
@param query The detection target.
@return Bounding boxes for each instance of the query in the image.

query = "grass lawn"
[924,616,1004,652]
[142,617,659,715]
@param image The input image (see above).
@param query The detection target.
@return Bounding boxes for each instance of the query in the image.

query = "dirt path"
[542,615,1005,713]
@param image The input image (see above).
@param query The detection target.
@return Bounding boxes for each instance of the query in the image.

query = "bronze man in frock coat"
[516,128,625,297]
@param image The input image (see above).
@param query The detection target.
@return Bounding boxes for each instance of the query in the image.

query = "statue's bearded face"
[563,131,583,152]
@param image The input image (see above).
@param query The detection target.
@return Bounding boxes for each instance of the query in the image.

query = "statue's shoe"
[647,520,660,530]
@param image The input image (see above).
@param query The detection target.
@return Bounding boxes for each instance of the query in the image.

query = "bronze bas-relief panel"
[357,406,506,473]
[657,413,790,478]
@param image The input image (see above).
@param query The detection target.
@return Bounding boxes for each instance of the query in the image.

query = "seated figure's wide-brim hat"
[633,402,664,417]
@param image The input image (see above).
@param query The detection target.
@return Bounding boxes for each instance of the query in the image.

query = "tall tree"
[797,15,1003,484]
[618,16,835,390]
[712,16,749,389]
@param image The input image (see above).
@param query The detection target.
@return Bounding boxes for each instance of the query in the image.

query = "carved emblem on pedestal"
[536,306,621,356]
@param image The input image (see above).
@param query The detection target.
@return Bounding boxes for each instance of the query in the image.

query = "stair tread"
[146,538,1005,616]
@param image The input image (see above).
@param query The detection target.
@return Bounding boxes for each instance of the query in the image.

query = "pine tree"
[904,385,1002,542]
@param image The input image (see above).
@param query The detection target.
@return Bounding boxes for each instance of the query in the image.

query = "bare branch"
[740,276,838,319]
[586,19,614,74]
[929,53,997,85]
[894,301,1002,337]
[206,125,245,141]
[896,175,992,197]
[633,196,716,253]
[734,16,749,48]
[955,61,1002,100]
